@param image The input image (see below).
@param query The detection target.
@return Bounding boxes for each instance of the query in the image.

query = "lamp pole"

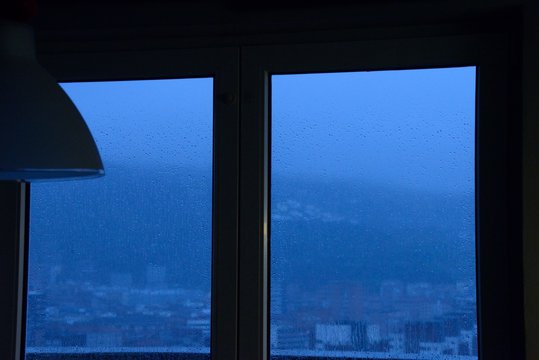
[0,182,27,360]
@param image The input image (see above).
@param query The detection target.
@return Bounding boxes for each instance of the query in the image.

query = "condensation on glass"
[26,79,213,357]
[270,68,478,359]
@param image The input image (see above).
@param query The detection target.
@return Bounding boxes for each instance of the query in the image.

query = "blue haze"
[271,68,476,286]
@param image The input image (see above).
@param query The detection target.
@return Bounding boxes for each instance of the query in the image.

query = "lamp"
[0,20,104,180]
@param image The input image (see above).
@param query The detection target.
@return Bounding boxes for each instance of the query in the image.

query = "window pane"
[26,79,213,358]
[270,68,477,359]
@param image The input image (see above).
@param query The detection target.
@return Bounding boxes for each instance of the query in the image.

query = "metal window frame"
[239,34,523,360]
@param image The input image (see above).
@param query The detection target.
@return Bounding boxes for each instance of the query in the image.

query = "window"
[270,68,477,358]
[239,37,517,360]
[1,34,520,360]
[27,79,213,356]
[19,48,240,360]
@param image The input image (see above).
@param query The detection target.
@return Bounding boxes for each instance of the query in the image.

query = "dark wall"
[523,1,539,359]
[33,0,521,47]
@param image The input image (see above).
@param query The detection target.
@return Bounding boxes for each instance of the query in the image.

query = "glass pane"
[26,79,213,358]
[270,68,477,359]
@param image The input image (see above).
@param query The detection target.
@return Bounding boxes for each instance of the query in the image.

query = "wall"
[523,0,539,359]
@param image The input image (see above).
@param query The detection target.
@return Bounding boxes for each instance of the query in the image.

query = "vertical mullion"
[212,48,241,360]
[238,48,269,360]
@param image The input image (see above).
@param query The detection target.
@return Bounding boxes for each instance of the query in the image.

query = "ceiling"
[27,0,522,50]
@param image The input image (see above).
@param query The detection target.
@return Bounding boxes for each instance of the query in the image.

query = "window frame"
[239,34,523,360]
[0,28,523,360]
[21,47,240,360]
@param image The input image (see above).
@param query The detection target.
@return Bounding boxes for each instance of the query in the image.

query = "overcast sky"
[60,66,475,194]
[61,78,214,172]
[272,67,476,193]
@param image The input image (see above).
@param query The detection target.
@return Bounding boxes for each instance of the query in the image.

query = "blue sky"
[61,78,214,171]
[272,67,476,193]
[59,67,475,194]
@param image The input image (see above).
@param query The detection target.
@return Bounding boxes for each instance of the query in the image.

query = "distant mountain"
[271,174,475,289]
[29,165,475,291]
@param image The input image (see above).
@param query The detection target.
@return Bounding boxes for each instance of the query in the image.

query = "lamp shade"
[0,22,103,180]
